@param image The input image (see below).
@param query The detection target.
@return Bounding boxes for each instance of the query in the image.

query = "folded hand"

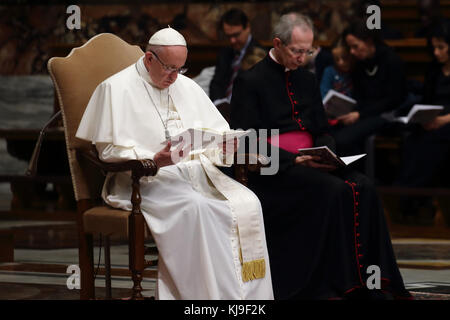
[337,111,360,125]
[154,141,191,168]
[295,155,337,172]
[423,115,450,131]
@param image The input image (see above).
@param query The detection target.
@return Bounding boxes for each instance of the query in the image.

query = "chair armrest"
[234,153,270,171]
[245,153,270,172]
[234,153,270,186]
[77,147,158,179]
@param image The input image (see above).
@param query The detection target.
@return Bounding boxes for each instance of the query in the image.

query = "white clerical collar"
[136,55,159,88]
[269,48,290,72]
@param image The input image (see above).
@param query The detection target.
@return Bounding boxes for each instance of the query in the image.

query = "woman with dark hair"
[394,19,450,221]
[332,19,407,158]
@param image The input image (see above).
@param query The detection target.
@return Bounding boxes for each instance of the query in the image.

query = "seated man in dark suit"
[210,8,264,107]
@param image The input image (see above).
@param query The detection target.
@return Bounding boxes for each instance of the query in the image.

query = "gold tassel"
[242,259,266,282]
[240,247,265,281]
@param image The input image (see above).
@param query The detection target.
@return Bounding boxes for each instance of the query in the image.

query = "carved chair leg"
[129,213,145,299]
[129,173,146,299]
[79,232,95,300]
[104,235,112,299]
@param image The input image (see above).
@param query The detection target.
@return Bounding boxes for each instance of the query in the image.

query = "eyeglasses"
[284,45,315,57]
[224,29,243,40]
[150,50,188,75]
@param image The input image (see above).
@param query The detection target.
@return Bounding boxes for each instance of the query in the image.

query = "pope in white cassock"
[75,27,274,300]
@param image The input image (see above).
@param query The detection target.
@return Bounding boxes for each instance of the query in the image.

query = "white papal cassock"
[76,56,274,300]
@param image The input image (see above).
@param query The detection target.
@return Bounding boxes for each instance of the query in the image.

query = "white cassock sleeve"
[96,142,232,167]
[96,142,156,163]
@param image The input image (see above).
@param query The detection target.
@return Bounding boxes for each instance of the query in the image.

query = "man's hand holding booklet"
[298,146,366,168]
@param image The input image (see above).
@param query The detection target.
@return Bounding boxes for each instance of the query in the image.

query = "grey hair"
[272,13,314,45]
[145,44,187,56]
[145,44,163,53]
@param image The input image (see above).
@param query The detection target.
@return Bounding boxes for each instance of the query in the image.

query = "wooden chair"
[48,33,157,300]
[46,33,267,300]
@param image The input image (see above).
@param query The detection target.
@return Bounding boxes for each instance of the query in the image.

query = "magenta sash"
[267,130,313,154]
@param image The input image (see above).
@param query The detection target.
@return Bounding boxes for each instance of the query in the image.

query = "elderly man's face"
[274,26,314,70]
[145,45,188,89]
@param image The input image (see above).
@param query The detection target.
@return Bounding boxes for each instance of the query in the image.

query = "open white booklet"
[169,128,250,151]
[322,89,357,118]
[298,146,366,168]
[395,104,443,125]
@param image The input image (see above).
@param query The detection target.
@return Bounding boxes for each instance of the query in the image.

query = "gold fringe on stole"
[242,259,266,282]
[239,248,266,282]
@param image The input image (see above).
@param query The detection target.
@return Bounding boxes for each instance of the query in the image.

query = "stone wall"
[0,1,359,75]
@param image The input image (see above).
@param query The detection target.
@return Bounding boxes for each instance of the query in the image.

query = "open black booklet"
[298,146,366,168]
[395,104,444,125]
[322,89,357,118]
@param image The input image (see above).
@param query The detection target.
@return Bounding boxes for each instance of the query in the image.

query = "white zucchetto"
[148,27,187,46]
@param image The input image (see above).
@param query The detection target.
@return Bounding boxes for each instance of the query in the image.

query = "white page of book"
[341,154,366,165]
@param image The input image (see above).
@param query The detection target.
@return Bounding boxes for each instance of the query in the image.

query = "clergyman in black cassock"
[230,13,412,300]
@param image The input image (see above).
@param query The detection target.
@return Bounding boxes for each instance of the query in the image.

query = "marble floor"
[0,245,158,300]
[0,219,449,300]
